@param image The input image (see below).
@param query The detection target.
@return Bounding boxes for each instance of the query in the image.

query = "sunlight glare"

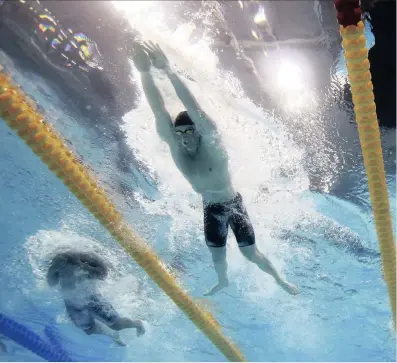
[251,29,259,40]
[112,0,155,14]
[277,61,303,91]
[112,1,164,33]
[254,6,267,24]
[172,22,196,46]
[274,60,317,112]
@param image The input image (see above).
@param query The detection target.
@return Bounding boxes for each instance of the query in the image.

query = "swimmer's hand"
[142,41,169,70]
[131,42,151,73]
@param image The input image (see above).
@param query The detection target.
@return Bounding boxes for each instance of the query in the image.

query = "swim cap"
[174,111,194,127]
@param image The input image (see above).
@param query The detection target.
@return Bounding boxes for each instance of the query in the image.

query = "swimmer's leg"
[65,301,125,345]
[109,317,145,337]
[88,320,127,346]
[230,195,299,295]
[239,245,299,295]
[203,203,230,296]
[204,246,229,296]
[89,295,145,337]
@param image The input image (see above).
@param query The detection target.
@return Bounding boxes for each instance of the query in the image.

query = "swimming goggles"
[175,128,195,135]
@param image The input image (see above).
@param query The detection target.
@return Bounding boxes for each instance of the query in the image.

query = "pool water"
[0,3,396,362]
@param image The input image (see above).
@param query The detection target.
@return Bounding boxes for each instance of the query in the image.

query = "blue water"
[0,16,396,363]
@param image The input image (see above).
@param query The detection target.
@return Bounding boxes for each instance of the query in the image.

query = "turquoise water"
[0,10,396,362]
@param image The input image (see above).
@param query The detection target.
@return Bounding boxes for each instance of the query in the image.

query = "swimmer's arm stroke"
[46,253,72,286]
[140,72,174,142]
[142,41,217,135]
[165,67,218,135]
[46,263,59,287]
[131,42,174,143]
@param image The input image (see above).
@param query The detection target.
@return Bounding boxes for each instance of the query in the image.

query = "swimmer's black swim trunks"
[65,294,120,333]
[203,193,255,248]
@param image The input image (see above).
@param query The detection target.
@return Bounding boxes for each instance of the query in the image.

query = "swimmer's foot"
[204,279,229,296]
[113,333,126,347]
[280,280,299,295]
[134,320,145,337]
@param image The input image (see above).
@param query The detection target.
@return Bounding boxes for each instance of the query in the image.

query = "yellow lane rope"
[0,68,246,362]
[339,21,396,326]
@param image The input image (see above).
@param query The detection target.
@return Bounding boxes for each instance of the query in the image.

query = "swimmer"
[47,251,145,346]
[132,41,299,297]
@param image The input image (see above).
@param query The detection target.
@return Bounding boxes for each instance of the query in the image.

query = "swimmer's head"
[174,111,200,154]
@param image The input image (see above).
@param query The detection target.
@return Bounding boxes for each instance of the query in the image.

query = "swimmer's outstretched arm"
[165,68,217,133]
[46,263,59,287]
[131,43,173,142]
[142,41,217,135]
[141,73,174,141]
[46,252,76,287]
